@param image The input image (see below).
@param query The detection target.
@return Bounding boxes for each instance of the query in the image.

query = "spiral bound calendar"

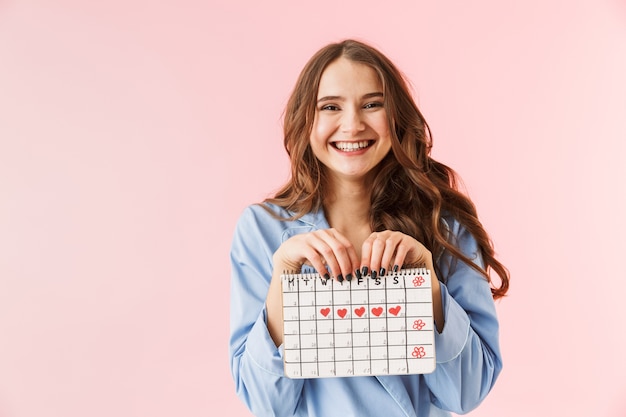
[281,268,436,379]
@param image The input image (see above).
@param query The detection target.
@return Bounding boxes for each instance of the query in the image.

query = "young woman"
[229,39,509,417]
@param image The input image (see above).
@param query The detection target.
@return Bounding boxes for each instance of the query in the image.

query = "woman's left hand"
[360,230,433,276]
[361,230,444,331]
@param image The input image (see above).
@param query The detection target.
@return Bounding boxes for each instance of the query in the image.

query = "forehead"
[317,57,382,97]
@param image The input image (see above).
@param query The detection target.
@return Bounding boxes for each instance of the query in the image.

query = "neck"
[322,177,371,234]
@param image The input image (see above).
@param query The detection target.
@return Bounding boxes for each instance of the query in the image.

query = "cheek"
[309,122,324,154]
[367,110,390,132]
[372,117,392,141]
[314,116,329,132]
[310,118,332,144]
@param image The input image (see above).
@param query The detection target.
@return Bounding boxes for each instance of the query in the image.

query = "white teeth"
[334,141,370,151]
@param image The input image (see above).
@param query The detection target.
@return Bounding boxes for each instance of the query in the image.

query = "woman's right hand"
[265,229,360,346]
[273,228,360,280]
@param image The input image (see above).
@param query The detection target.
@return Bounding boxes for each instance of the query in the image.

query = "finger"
[314,229,358,282]
[379,234,401,276]
[360,234,373,277]
[327,229,360,281]
[362,232,388,278]
[397,239,433,271]
[300,235,335,279]
[391,237,411,272]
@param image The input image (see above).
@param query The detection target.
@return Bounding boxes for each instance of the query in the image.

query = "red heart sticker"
[389,306,401,316]
[354,306,365,317]
[371,307,383,317]
[320,308,330,317]
[337,308,347,318]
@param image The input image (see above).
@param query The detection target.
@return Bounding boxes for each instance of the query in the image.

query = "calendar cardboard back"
[281,268,436,378]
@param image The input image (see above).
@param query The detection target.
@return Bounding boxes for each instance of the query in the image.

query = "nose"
[340,108,365,135]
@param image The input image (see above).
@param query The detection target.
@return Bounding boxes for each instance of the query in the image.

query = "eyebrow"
[316,92,384,103]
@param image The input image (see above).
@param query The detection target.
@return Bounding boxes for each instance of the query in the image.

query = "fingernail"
[393,264,399,273]
[324,273,330,280]
[337,274,344,282]
[355,269,362,280]
[346,273,352,281]
[379,267,386,277]
[371,270,377,279]
[362,266,369,276]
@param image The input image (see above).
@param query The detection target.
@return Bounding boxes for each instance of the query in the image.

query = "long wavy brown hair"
[265,39,509,299]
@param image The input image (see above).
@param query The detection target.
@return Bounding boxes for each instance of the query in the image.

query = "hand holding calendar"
[272,228,438,282]
[266,228,444,363]
[272,228,361,282]
[360,230,437,278]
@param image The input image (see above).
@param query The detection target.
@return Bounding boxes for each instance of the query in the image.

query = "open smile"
[331,140,374,152]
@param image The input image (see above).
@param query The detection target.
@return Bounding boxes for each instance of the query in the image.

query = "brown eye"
[363,102,383,109]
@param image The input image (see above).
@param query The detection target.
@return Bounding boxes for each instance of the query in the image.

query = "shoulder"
[236,202,306,230]
[441,213,466,239]
[233,203,286,242]
[439,212,482,262]
[233,202,326,246]
[236,202,287,225]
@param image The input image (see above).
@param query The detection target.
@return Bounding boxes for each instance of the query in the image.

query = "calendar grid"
[313,277,320,378]
[366,278,372,374]
[313,280,319,375]
[282,268,435,378]
[385,278,391,374]
[349,279,354,375]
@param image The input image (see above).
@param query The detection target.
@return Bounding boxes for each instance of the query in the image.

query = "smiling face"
[310,57,392,186]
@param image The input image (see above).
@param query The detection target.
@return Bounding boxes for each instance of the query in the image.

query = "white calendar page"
[281,268,436,379]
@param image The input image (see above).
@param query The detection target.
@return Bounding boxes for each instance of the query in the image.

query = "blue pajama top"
[229,203,502,417]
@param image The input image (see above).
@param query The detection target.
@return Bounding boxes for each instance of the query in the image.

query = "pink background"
[1,0,625,416]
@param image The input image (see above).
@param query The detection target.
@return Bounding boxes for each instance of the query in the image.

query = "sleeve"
[422,220,503,414]
[228,207,305,417]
